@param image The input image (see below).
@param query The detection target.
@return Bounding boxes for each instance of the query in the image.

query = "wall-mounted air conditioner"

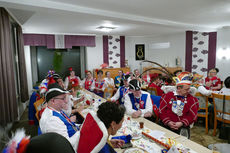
[149,42,170,49]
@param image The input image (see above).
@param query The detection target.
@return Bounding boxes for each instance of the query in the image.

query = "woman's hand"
[110,139,125,148]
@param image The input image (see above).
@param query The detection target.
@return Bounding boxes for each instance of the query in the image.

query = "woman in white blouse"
[104,71,115,89]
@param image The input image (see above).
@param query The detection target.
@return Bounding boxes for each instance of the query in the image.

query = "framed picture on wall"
[135,44,145,60]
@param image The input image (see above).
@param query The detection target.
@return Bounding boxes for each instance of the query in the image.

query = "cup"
[139,121,144,129]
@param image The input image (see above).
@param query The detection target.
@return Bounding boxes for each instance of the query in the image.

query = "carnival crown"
[192,73,203,83]
[174,71,193,86]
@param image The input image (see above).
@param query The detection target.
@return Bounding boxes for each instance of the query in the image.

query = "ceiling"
[1,0,230,36]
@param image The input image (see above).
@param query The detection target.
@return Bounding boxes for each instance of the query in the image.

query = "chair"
[33,97,45,121]
[150,95,161,123]
[212,93,230,136]
[147,87,158,96]
[103,87,114,99]
[195,92,209,134]
[76,111,108,153]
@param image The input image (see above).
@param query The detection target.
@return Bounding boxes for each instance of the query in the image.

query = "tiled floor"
[191,124,227,147]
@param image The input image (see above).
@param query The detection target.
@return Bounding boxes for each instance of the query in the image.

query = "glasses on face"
[53,96,67,101]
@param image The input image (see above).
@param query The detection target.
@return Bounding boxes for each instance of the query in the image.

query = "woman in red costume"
[82,70,94,91]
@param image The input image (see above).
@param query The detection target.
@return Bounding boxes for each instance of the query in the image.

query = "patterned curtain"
[103,35,125,68]
[185,31,217,76]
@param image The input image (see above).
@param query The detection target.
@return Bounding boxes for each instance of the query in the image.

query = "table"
[78,89,212,153]
[115,117,212,153]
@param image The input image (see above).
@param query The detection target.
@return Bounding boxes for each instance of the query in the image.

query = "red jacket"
[148,82,164,96]
[205,77,221,90]
[159,92,199,127]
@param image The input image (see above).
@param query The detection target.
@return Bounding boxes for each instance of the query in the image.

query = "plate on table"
[123,147,145,153]
[132,132,142,140]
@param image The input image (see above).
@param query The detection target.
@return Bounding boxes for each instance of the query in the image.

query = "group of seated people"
[9,67,230,153]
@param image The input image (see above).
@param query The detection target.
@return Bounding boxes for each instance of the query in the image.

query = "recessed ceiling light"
[96,26,116,32]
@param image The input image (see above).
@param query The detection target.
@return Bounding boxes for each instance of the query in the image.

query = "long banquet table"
[79,89,212,153]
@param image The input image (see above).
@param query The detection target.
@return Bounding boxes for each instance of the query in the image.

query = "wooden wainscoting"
[93,67,130,80]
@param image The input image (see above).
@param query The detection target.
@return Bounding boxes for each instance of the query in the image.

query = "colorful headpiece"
[193,73,203,83]
[46,70,55,78]
[174,71,193,86]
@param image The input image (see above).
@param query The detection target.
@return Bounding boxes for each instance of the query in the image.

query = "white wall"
[125,33,186,72]
[216,27,230,81]
[86,36,103,71]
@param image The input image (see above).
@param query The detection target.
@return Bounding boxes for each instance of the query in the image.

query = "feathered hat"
[174,71,193,86]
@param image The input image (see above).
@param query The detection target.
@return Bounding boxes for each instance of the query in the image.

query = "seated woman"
[82,70,94,91]
[64,78,84,118]
[64,67,81,90]
[148,73,164,96]
[93,70,105,97]
[114,70,124,88]
[97,102,126,153]
[205,68,221,91]
[133,69,143,83]
[104,71,115,90]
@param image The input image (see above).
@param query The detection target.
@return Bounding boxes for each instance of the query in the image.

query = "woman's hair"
[97,102,125,129]
[97,70,103,75]
[67,83,80,91]
[224,76,230,88]
[86,71,92,74]
[105,71,110,76]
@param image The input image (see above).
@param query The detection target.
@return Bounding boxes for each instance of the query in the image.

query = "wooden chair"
[195,92,209,134]
[33,97,45,121]
[103,87,114,99]
[212,93,230,136]
[147,87,158,96]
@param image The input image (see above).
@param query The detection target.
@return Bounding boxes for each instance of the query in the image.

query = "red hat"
[95,69,99,73]
[68,67,73,71]
[48,77,56,85]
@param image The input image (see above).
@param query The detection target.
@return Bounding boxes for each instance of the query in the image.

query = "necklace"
[133,94,144,109]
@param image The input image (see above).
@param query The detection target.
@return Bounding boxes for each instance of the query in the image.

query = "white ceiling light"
[96,26,116,32]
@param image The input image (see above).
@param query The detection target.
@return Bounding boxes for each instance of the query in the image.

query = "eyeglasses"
[53,96,67,101]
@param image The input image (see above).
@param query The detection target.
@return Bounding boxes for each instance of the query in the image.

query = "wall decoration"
[135,44,145,60]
